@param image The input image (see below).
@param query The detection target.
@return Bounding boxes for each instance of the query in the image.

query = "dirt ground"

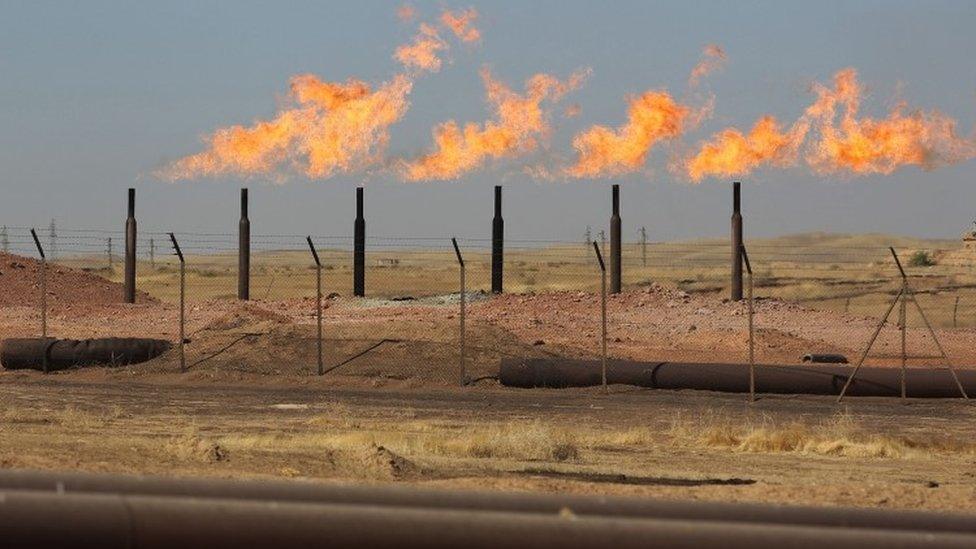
[3,253,976,512]
[2,377,976,512]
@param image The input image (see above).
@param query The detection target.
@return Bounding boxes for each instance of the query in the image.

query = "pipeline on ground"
[499,358,976,398]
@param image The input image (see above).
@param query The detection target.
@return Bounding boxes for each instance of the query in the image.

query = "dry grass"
[421,421,580,462]
[164,425,229,463]
[668,412,976,459]
[217,418,580,464]
[0,405,118,430]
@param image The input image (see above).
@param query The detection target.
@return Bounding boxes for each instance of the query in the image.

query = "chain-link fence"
[3,224,976,387]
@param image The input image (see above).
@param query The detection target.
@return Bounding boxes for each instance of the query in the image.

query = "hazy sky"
[2,0,975,242]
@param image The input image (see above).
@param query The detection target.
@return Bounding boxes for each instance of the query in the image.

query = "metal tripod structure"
[837,247,969,403]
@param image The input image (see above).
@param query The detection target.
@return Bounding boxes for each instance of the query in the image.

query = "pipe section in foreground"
[4,467,976,536]
[1,489,974,549]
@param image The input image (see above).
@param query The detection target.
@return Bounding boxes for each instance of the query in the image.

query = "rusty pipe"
[3,469,976,536]
[499,358,976,398]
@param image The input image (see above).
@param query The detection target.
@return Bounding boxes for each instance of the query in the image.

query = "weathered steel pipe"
[1,338,171,371]
[238,188,250,301]
[610,184,622,294]
[124,188,137,304]
[491,185,503,294]
[499,358,976,398]
[5,469,976,536]
[2,489,974,548]
[731,181,743,301]
[354,186,365,297]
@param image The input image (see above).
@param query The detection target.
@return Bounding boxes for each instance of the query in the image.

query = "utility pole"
[48,219,57,260]
[639,226,647,267]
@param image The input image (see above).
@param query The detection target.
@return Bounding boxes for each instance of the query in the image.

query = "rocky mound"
[0,252,156,307]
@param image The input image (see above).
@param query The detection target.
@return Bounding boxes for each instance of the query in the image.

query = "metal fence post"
[30,229,48,374]
[149,238,155,269]
[741,245,754,402]
[169,233,186,373]
[107,237,113,270]
[307,236,323,376]
[452,238,466,386]
[592,241,608,393]
[891,249,909,401]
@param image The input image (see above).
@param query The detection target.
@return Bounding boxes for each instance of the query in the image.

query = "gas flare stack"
[610,184,622,294]
[354,187,366,297]
[124,188,137,304]
[731,181,744,301]
[492,185,504,294]
[238,188,250,301]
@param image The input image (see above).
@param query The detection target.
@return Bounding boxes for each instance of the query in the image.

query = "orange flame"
[566,91,689,178]
[158,74,413,181]
[401,69,587,181]
[440,8,480,43]
[158,14,470,182]
[394,23,447,72]
[685,116,807,182]
[688,44,726,88]
[806,68,975,174]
